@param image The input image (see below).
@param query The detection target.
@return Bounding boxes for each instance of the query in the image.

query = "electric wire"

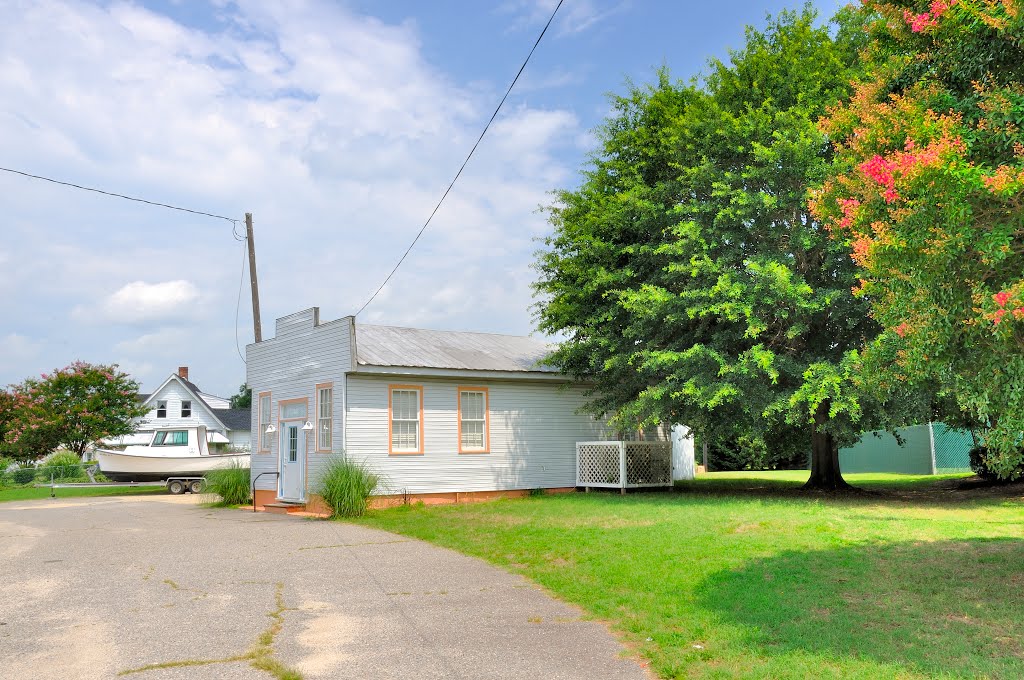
[235,237,248,365]
[0,165,240,225]
[353,0,565,317]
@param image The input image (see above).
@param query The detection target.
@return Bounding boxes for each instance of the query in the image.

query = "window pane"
[319,389,332,418]
[282,402,306,419]
[170,431,188,445]
[392,421,418,450]
[461,421,484,449]
[153,431,166,445]
[181,400,191,417]
[319,419,331,450]
[461,392,483,420]
[392,390,418,421]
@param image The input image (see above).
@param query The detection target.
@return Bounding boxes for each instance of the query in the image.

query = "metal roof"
[355,324,558,373]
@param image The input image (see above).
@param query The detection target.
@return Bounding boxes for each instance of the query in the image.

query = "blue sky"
[0,0,842,397]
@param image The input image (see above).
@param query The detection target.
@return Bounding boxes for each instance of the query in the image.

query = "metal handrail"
[251,471,279,512]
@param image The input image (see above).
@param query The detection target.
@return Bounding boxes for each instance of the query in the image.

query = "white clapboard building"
[246,307,615,510]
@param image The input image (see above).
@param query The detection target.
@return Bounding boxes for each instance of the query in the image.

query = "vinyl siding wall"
[227,429,252,450]
[345,374,609,494]
[246,309,351,497]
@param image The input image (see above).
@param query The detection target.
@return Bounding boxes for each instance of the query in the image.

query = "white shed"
[246,307,614,510]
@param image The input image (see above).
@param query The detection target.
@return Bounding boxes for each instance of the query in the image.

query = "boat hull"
[96,449,250,482]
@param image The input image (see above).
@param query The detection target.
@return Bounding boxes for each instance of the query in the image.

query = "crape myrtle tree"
[7,362,148,458]
[535,7,914,489]
[813,0,1024,478]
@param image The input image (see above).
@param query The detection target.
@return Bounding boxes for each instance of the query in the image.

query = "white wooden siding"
[246,309,351,495]
[140,381,224,432]
[345,375,609,494]
[228,429,251,450]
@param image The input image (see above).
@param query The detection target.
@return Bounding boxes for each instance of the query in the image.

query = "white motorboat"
[95,425,249,482]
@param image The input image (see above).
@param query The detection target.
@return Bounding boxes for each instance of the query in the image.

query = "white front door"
[279,423,305,501]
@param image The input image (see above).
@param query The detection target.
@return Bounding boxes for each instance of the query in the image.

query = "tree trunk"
[803,401,852,491]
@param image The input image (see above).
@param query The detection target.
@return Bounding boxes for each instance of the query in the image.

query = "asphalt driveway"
[0,495,649,679]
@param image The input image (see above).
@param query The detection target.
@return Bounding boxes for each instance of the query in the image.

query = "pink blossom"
[994,291,1011,307]
[904,10,937,32]
[994,309,1008,324]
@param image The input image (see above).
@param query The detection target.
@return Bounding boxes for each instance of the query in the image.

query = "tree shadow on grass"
[672,476,1024,509]
[695,537,1024,678]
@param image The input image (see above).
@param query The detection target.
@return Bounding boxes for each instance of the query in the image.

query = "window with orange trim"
[389,385,423,454]
[458,387,489,453]
[316,383,333,452]
[258,392,271,452]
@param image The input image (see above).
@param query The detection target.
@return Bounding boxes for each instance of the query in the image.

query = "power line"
[234,237,248,365]
[0,165,239,224]
[354,0,565,317]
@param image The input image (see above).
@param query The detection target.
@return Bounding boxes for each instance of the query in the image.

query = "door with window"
[279,422,306,501]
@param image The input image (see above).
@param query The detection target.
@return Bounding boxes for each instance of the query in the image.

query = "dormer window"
[181,400,191,418]
[157,400,167,418]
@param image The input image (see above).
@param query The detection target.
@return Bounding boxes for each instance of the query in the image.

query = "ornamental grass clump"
[204,461,251,506]
[315,455,380,518]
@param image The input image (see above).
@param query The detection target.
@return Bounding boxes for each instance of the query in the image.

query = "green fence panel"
[840,423,973,474]
[841,424,933,474]
[932,424,973,472]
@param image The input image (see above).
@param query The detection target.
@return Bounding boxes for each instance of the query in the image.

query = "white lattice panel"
[576,442,622,487]
[624,442,672,486]
[577,441,673,489]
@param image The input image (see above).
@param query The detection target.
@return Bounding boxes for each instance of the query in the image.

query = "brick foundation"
[252,486,575,514]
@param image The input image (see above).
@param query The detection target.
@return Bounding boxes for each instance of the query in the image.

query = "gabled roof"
[143,374,231,431]
[214,408,252,431]
[354,323,557,373]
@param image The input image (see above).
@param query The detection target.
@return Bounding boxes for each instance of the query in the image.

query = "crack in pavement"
[118,582,304,680]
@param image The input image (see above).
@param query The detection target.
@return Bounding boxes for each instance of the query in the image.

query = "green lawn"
[357,471,1024,679]
[0,485,166,503]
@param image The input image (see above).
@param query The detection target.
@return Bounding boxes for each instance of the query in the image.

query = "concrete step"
[262,502,306,515]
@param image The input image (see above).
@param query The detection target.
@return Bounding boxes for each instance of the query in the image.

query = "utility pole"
[245,212,263,343]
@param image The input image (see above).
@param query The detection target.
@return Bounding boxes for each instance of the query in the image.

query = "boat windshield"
[153,431,189,446]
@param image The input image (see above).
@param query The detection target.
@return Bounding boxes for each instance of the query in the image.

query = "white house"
[246,307,616,510]
[106,367,252,451]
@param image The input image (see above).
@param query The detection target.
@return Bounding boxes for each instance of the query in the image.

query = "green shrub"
[204,461,251,506]
[39,451,87,482]
[10,467,37,485]
[314,455,380,518]
[969,445,1024,482]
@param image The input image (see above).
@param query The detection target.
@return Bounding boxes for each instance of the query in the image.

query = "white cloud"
[75,281,201,325]
[0,0,582,394]
[0,334,42,377]
[500,0,627,36]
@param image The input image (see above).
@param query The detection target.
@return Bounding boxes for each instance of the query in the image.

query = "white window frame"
[181,400,191,418]
[389,385,423,455]
[156,400,167,418]
[458,387,489,453]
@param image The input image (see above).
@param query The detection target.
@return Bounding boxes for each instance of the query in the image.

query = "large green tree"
[814,0,1024,478]
[7,362,148,458]
[535,7,914,489]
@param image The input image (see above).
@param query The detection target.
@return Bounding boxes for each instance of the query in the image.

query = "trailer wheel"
[168,480,185,495]
[190,480,204,494]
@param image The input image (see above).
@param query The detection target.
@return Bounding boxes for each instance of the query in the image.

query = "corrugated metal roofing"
[355,324,558,373]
